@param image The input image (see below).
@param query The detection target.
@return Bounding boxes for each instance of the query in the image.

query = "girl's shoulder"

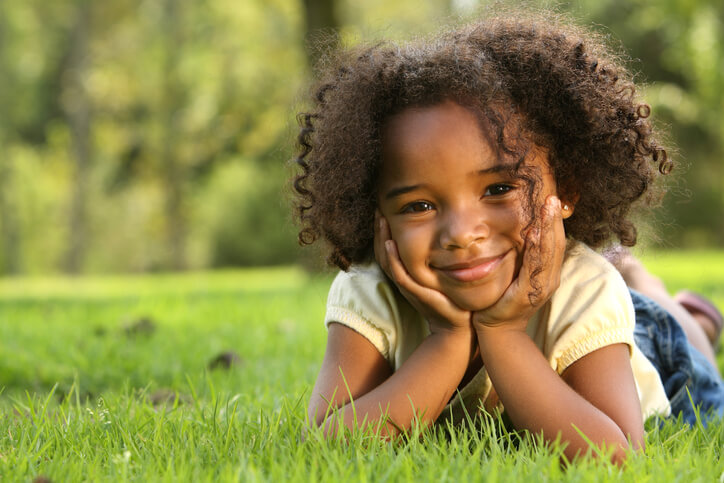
[541,240,636,373]
[327,262,389,302]
[560,240,626,290]
[557,240,632,316]
[325,262,427,366]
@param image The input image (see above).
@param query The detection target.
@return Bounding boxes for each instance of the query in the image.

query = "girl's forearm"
[475,327,631,463]
[319,330,471,439]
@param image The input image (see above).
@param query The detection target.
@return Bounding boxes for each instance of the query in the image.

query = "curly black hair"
[292,12,670,270]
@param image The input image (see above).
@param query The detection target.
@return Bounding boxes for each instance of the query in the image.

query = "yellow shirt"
[324,241,671,423]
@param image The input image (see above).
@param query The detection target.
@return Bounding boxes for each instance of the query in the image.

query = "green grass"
[1,256,723,481]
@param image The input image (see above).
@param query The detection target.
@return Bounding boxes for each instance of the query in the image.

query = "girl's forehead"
[382,102,485,146]
[381,102,492,162]
[380,101,549,172]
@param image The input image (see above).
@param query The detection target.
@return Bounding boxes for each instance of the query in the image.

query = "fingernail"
[547,196,560,208]
[528,228,540,242]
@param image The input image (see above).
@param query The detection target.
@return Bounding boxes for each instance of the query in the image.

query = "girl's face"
[377,101,571,311]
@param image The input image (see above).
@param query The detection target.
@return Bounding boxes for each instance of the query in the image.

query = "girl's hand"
[472,196,566,332]
[374,212,472,335]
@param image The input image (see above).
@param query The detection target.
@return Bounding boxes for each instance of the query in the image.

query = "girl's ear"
[560,193,580,220]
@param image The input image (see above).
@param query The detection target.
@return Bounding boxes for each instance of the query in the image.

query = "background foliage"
[0,0,722,275]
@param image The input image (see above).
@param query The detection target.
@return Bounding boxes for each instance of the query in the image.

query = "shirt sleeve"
[324,264,400,362]
[545,243,636,374]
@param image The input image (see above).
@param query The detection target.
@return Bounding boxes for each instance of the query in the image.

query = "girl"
[292,12,724,462]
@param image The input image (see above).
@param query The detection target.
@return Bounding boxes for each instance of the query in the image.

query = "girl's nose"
[439,210,490,250]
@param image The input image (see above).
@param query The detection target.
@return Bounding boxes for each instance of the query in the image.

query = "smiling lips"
[435,252,508,283]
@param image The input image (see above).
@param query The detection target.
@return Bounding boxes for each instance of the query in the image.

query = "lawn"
[0,254,723,481]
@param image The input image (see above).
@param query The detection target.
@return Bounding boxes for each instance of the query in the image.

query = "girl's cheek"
[493,203,526,230]
[496,204,529,250]
[390,225,412,256]
[390,223,427,263]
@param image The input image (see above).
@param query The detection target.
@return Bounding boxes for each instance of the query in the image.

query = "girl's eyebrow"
[384,184,422,200]
[384,163,518,200]
[478,162,517,175]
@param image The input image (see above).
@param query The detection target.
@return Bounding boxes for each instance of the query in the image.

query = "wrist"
[418,329,474,384]
[428,326,475,355]
[472,314,529,334]
[429,323,475,341]
[474,322,528,344]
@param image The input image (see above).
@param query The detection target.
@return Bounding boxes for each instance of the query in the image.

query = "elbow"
[610,427,645,464]
[596,433,645,466]
[306,404,399,441]
[603,429,645,466]
[609,446,629,466]
[613,430,645,465]
[306,401,337,441]
[307,405,327,429]
[304,408,340,441]
[306,403,355,441]
[563,441,630,466]
[301,407,321,442]
[563,428,644,466]
[610,437,643,466]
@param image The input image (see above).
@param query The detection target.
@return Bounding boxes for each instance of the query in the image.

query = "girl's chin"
[436,264,517,312]
[448,292,504,312]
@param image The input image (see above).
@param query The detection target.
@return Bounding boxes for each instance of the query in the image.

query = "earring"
[563,204,570,211]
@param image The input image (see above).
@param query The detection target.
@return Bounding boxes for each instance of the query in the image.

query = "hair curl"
[292,12,670,270]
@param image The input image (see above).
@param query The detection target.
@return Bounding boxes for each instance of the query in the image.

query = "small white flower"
[112,450,131,465]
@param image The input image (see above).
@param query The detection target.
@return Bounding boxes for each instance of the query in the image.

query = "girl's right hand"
[374,212,472,335]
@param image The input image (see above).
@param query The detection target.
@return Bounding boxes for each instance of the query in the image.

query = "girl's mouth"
[434,251,508,283]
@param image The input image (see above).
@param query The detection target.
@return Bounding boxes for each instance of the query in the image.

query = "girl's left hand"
[472,195,567,332]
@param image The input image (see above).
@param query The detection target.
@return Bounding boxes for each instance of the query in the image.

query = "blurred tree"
[0,0,21,274]
[301,0,340,66]
[0,0,77,274]
[61,0,93,274]
[160,0,187,270]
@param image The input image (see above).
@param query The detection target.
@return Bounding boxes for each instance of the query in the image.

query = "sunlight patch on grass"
[0,266,313,300]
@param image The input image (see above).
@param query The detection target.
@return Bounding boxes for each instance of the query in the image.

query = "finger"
[384,239,426,307]
[374,214,395,279]
[525,195,564,296]
[512,196,561,306]
[385,239,447,307]
[380,214,391,242]
[540,195,565,285]
[384,239,414,290]
[385,240,470,320]
[514,218,542,293]
[373,211,386,267]
[548,197,567,284]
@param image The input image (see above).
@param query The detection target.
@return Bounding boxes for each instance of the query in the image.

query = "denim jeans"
[631,289,724,425]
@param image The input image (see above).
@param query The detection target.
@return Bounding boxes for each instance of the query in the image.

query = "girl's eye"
[401,201,434,213]
[484,184,514,196]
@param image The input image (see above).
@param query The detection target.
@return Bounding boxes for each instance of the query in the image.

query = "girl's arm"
[308,322,472,438]
[474,197,644,463]
[477,331,643,463]
[307,322,393,429]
